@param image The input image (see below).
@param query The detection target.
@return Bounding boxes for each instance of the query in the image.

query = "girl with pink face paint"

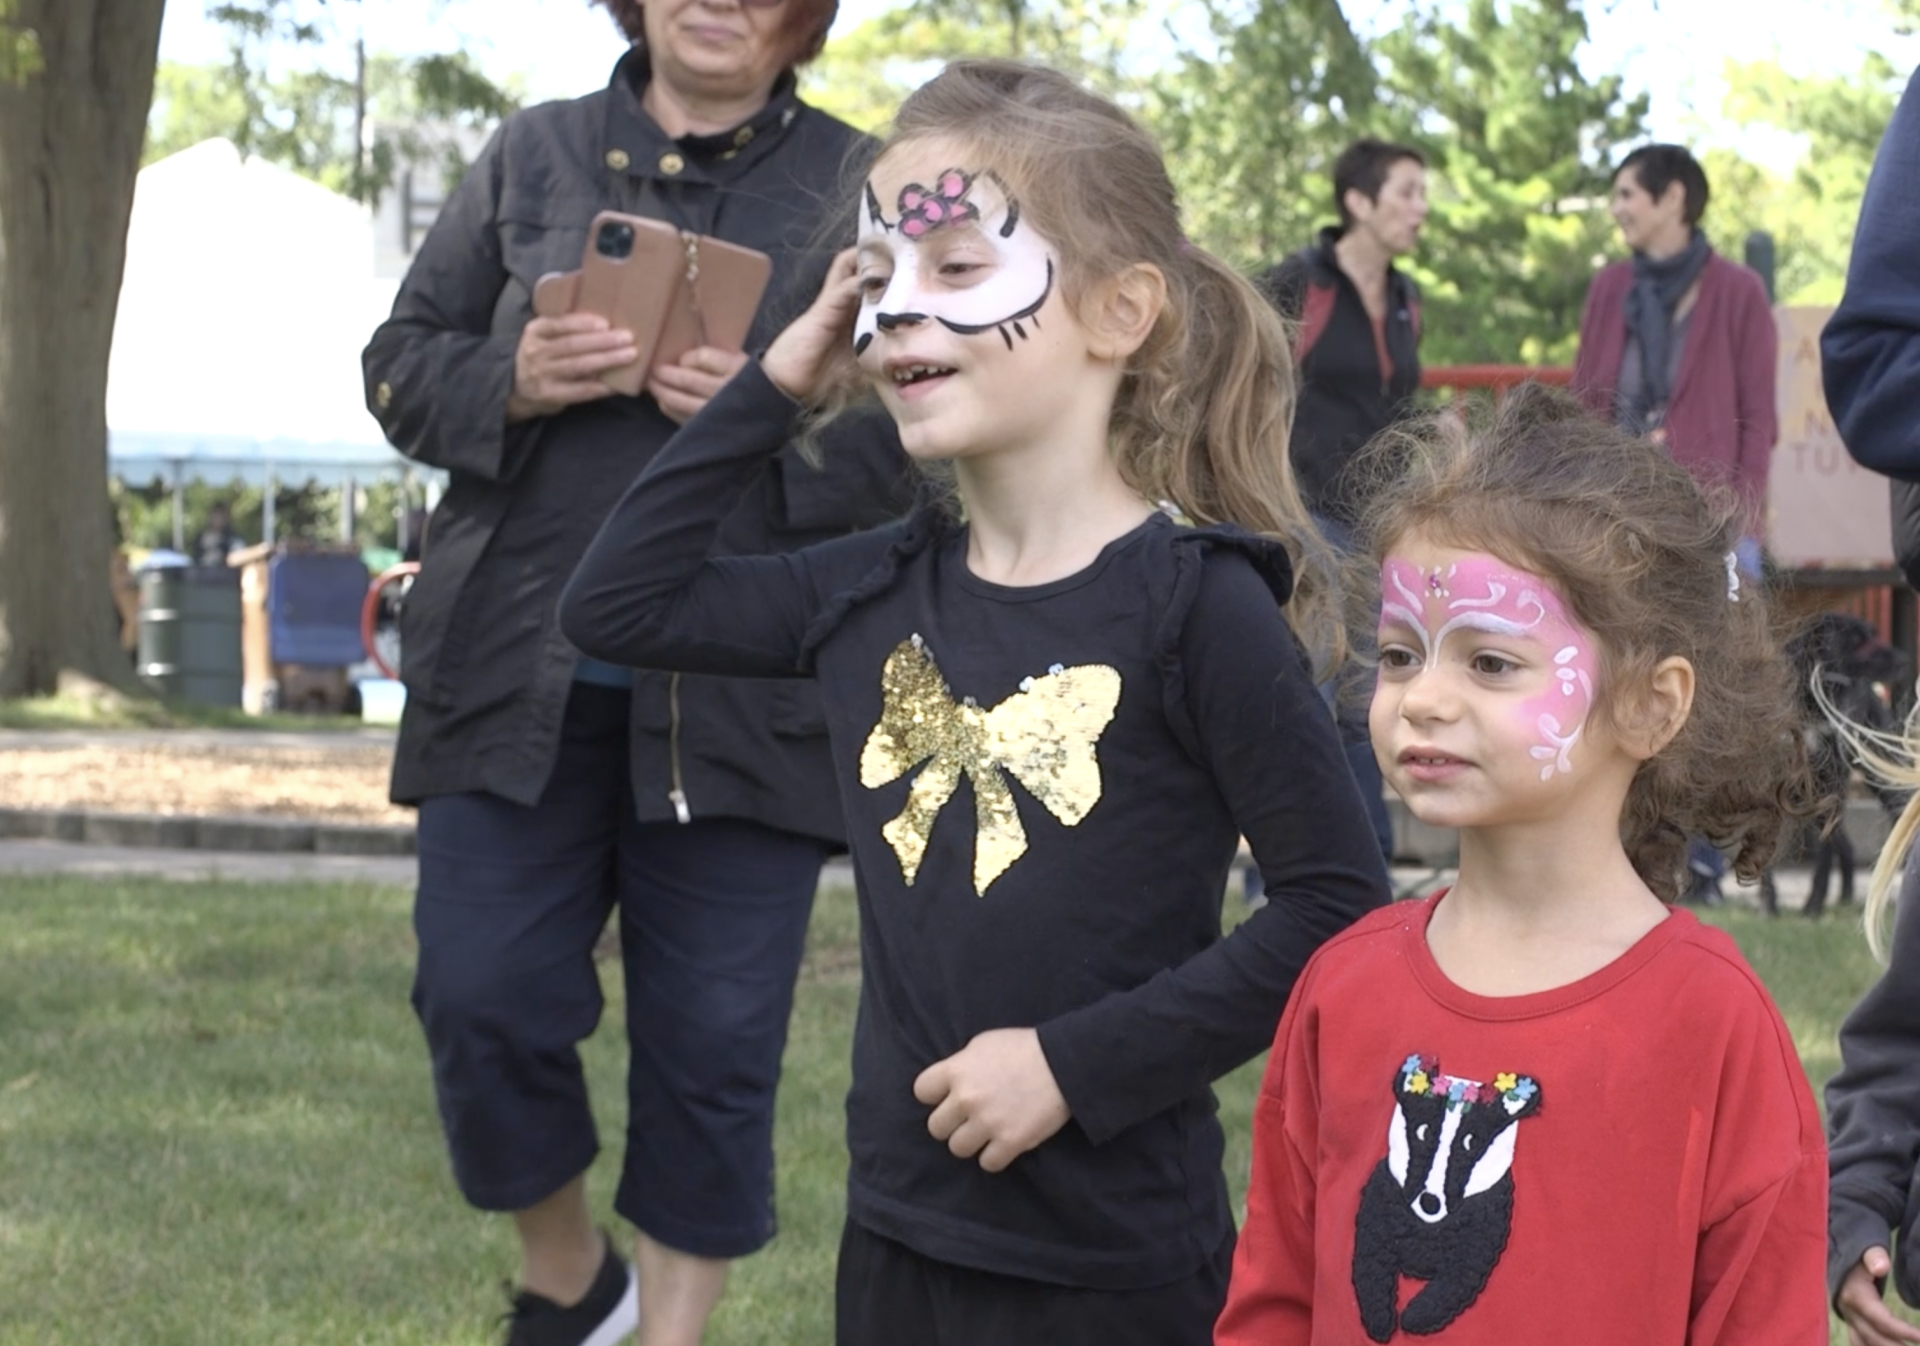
[1219,387,1832,1346]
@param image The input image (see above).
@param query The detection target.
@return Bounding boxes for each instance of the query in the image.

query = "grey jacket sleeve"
[1827,856,1920,1303]
[362,124,539,483]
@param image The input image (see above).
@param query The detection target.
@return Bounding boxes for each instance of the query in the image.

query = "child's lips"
[1399,748,1471,782]
[880,358,958,402]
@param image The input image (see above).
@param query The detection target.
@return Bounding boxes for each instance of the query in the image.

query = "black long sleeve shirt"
[561,364,1390,1288]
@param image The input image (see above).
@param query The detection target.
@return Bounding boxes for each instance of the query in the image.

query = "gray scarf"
[1623,230,1712,434]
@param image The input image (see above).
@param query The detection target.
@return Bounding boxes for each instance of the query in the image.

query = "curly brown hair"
[591,0,838,69]
[1357,385,1822,901]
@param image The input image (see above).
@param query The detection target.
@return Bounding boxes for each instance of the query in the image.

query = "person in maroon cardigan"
[1572,144,1777,558]
[1572,144,1778,906]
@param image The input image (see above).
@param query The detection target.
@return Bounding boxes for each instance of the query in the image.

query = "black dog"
[1760,613,1907,917]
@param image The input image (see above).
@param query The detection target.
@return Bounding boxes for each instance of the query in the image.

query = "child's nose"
[1396,665,1459,722]
[870,269,926,329]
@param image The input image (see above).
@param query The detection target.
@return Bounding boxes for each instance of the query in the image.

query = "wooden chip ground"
[0,741,408,825]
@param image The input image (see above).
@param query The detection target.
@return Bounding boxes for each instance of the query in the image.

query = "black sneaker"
[501,1234,638,1346]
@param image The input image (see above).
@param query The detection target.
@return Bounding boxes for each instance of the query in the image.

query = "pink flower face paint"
[1380,554,1599,781]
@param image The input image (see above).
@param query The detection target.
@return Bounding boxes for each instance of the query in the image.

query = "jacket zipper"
[667,672,691,823]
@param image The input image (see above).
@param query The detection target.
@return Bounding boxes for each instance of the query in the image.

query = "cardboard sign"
[1768,306,1893,569]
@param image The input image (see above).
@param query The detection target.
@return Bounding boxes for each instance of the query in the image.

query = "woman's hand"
[912,1027,1072,1173]
[1837,1247,1920,1346]
[648,347,751,425]
[762,249,863,402]
[507,314,638,423]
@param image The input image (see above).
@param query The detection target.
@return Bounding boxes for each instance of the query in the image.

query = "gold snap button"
[659,152,685,175]
[733,126,754,147]
[605,148,630,171]
[375,381,393,410]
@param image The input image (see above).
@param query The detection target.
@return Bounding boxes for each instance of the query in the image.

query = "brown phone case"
[531,211,773,398]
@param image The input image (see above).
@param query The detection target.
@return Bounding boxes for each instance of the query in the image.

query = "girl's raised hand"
[762,249,863,403]
[1837,1247,1920,1346]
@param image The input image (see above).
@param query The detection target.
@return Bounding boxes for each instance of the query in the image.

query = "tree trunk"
[0,0,165,696]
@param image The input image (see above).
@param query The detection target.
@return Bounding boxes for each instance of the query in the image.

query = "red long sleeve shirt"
[1217,896,1827,1346]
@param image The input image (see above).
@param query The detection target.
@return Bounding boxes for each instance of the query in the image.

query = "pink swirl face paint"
[1380,554,1598,781]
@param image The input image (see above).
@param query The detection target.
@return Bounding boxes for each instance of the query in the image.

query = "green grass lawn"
[0,877,1903,1344]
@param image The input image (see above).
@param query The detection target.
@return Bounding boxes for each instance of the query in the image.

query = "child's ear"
[1086,263,1166,362]
[1623,656,1695,760]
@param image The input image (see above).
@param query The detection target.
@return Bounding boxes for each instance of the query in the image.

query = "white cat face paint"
[853,162,1056,357]
[1375,552,1600,783]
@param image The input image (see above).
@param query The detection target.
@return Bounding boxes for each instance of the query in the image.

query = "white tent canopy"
[106,139,427,498]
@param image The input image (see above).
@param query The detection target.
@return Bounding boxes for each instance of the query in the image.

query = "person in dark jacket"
[1824,66,1920,487]
[360,1,907,1342]
[191,501,244,568]
[1821,68,1920,1345]
[1256,138,1427,864]
[1257,139,1426,532]
[1824,66,1920,615]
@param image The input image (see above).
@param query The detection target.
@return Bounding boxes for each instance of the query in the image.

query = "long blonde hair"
[811,60,1339,670]
[1815,685,1918,960]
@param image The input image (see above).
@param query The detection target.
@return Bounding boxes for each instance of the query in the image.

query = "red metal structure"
[361,561,419,680]
[1420,365,1573,394]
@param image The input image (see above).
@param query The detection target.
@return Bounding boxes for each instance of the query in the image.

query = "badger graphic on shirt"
[1351,1053,1542,1341]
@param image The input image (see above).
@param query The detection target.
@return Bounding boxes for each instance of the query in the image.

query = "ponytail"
[1112,244,1342,673]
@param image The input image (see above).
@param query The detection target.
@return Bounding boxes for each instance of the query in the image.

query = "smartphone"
[532,211,773,398]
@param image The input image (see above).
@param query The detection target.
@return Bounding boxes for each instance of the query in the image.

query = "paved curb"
[0,807,413,856]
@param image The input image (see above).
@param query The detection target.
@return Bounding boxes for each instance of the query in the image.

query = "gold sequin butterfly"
[858,636,1122,896]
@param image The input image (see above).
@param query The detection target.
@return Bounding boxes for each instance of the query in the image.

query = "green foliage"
[1371,0,1647,365]
[145,60,250,164]
[148,3,521,202]
[0,0,42,83]
[1150,0,1376,266]
[111,475,420,554]
[1705,54,1904,306]
[802,0,1148,132]
[805,0,1652,363]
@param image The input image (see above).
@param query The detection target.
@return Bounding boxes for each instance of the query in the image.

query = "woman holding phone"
[361,3,906,1344]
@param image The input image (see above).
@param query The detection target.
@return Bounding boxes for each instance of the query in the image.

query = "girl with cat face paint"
[561,60,1389,1345]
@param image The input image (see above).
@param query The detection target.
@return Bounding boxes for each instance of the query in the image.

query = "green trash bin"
[137,564,243,706]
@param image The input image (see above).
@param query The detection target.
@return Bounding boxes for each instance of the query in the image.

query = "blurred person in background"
[1257,138,1429,869]
[1572,143,1777,907]
[191,501,244,568]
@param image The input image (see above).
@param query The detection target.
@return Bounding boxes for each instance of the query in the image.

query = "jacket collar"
[1311,223,1413,304]
[601,46,802,187]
